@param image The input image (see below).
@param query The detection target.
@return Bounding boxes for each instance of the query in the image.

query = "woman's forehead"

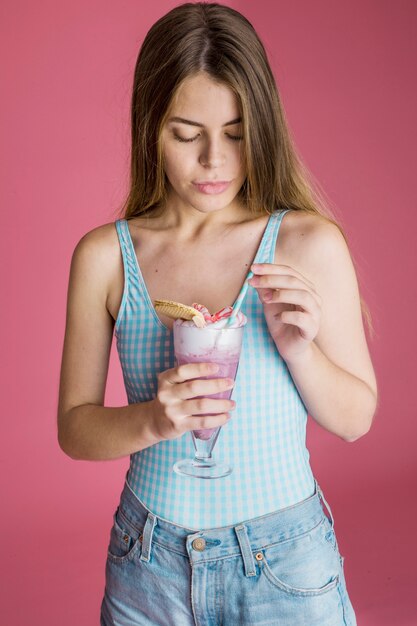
[167,75,241,124]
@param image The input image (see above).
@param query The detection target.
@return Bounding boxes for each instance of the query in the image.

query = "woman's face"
[160,72,247,217]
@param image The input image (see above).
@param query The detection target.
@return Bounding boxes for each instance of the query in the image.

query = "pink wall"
[1,0,416,623]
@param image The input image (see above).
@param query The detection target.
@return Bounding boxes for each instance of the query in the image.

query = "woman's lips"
[192,181,231,194]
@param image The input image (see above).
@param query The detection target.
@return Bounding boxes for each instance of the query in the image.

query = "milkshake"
[155,298,247,478]
[173,316,246,440]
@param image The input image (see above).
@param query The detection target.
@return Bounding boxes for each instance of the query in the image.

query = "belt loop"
[140,512,157,562]
[234,524,256,577]
[316,480,335,529]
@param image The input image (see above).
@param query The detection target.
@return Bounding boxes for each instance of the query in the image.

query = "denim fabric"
[100,472,356,626]
[100,477,357,625]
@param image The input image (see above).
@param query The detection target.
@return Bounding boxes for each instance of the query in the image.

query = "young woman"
[57,3,377,624]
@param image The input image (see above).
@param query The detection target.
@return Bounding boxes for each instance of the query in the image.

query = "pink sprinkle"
[211,306,233,322]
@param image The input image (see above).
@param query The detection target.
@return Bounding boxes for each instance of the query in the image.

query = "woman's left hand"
[248,263,322,363]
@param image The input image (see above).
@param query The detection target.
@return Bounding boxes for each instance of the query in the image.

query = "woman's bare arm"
[281,216,378,441]
[249,212,378,442]
[57,226,160,461]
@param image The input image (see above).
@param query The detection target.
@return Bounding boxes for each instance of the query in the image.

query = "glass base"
[173,456,232,479]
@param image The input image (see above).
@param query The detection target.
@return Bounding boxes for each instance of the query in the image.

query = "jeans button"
[192,538,206,551]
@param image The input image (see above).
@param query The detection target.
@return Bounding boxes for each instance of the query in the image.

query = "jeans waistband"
[115,475,336,575]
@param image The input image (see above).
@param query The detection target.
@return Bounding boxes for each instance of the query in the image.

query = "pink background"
[1,0,416,624]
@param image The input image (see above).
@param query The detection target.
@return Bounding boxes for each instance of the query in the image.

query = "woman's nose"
[199,140,226,168]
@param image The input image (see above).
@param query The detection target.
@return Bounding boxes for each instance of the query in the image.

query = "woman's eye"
[174,134,198,143]
[173,133,243,143]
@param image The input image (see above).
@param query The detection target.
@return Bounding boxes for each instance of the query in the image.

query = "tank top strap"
[230,208,291,312]
[252,208,291,265]
[115,218,142,292]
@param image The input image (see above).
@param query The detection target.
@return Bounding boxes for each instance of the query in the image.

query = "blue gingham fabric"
[114,209,315,529]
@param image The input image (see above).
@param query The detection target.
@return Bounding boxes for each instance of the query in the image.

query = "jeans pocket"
[107,506,143,564]
[258,518,341,597]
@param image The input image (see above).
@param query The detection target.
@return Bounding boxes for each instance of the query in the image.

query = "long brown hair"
[116,2,373,335]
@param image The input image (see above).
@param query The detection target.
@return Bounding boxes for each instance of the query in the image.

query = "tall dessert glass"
[173,318,246,479]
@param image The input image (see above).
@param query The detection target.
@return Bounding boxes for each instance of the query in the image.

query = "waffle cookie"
[153,299,206,328]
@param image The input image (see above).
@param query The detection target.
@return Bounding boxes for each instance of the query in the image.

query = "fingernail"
[263,290,272,301]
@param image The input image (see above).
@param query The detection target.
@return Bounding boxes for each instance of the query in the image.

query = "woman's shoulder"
[70,221,122,294]
[71,221,121,267]
[280,208,340,238]
[278,209,347,260]
[276,209,351,282]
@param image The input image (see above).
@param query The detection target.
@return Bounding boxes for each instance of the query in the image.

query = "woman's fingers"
[251,263,317,293]
[279,310,314,339]
[158,364,235,402]
[249,275,321,308]
[161,362,218,385]
[249,272,311,292]
[262,288,320,313]
[249,263,322,345]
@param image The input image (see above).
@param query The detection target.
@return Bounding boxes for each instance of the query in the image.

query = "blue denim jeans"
[100,477,356,625]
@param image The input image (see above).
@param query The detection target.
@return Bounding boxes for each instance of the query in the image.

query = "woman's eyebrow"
[168,116,242,127]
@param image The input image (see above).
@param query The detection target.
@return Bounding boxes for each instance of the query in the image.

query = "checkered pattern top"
[114,209,315,529]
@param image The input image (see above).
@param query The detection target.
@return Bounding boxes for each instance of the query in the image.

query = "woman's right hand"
[149,363,236,441]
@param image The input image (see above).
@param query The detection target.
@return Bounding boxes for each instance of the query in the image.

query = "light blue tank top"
[114,209,315,529]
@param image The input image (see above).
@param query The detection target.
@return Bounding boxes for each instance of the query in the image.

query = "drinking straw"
[224,270,254,328]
